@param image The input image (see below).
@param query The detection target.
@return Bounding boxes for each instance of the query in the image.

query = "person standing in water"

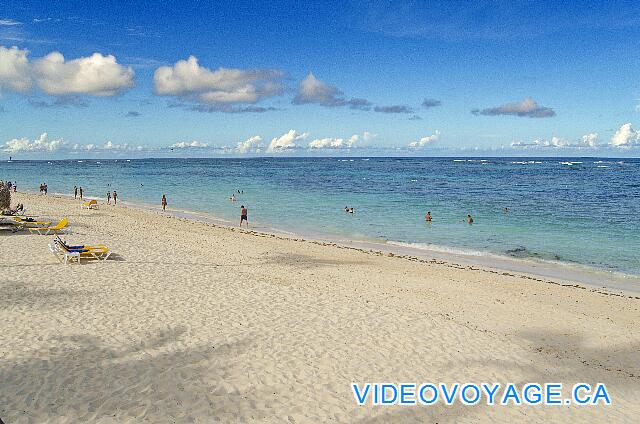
[74,186,78,199]
[161,194,167,211]
[466,214,474,224]
[425,211,432,222]
[113,191,118,205]
[106,191,111,204]
[240,205,248,227]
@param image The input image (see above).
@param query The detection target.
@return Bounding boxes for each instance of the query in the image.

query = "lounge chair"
[49,240,80,264]
[81,199,98,210]
[51,236,111,263]
[29,218,69,235]
[12,216,52,227]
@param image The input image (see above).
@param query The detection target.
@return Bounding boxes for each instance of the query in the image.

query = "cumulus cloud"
[0,45,134,96]
[472,97,555,118]
[408,130,441,148]
[308,131,374,149]
[71,141,143,152]
[511,137,566,148]
[293,72,371,110]
[267,130,308,152]
[374,105,414,114]
[421,98,442,109]
[170,140,208,149]
[235,135,262,153]
[2,132,64,152]
[0,45,31,91]
[363,131,376,142]
[581,132,598,147]
[32,52,134,96]
[154,56,284,109]
[611,123,640,147]
[511,135,598,149]
[72,143,97,151]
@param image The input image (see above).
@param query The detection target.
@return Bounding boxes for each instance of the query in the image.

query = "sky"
[2,0,640,158]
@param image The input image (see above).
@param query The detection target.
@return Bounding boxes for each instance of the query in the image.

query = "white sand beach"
[1,192,639,423]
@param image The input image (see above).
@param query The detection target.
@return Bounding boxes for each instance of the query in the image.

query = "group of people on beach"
[39,183,47,194]
[106,191,118,205]
[2,181,17,193]
[73,186,118,205]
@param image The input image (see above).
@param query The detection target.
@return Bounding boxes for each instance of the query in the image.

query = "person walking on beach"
[240,205,248,228]
[113,191,118,205]
[106,191,111,205]
[74,186,78,199]
[43,183,47,195]
[79,187,83,199]
[425,211,432,222]
[161,194,167,211]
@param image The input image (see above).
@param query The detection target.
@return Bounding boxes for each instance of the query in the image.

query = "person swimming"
[425,211,432,222]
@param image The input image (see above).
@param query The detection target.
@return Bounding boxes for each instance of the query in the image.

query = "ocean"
[2,157,639,281]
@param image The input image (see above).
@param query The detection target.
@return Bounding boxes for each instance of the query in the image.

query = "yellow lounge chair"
[51,236,111,263]
[82,199,98,209]
[29,218,69,235]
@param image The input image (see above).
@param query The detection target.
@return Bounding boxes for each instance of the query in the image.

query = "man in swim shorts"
[240,205,248,227]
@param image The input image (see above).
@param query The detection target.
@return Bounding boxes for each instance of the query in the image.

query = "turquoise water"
[2,157,639,276]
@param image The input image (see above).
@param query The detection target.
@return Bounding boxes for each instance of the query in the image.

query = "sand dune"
[1,193,638,423]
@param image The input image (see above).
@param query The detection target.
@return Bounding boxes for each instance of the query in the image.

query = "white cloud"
[73,143,97,151]
[581,132,598,147]
[309,137,345,149]
[0,45,31,91]
[363,131,376,142]
[102,141,142,151]
[267,130,308,152]
[70,141,143,152]
[549,136,569,147]
[293,72,371,109]
[0,19,21,26]
[154,56,284,107]
[170,140,208,149]
[308,132,368,149]
[32,52,134,96]
[235,135,262,153]
[2,132,64,152]
[512,133,599,149]
[0,46,134,96]
[611,123,640,147]
[408,130,441,148]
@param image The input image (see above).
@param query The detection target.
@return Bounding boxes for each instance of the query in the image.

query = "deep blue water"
[2,157,639,276]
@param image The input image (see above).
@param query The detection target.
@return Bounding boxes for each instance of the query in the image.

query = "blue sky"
[2,0,640,158]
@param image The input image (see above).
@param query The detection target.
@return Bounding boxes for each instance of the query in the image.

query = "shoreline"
[25,190,640,296]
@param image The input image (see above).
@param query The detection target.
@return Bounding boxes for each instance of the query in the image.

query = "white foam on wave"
[387,240,492,257]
